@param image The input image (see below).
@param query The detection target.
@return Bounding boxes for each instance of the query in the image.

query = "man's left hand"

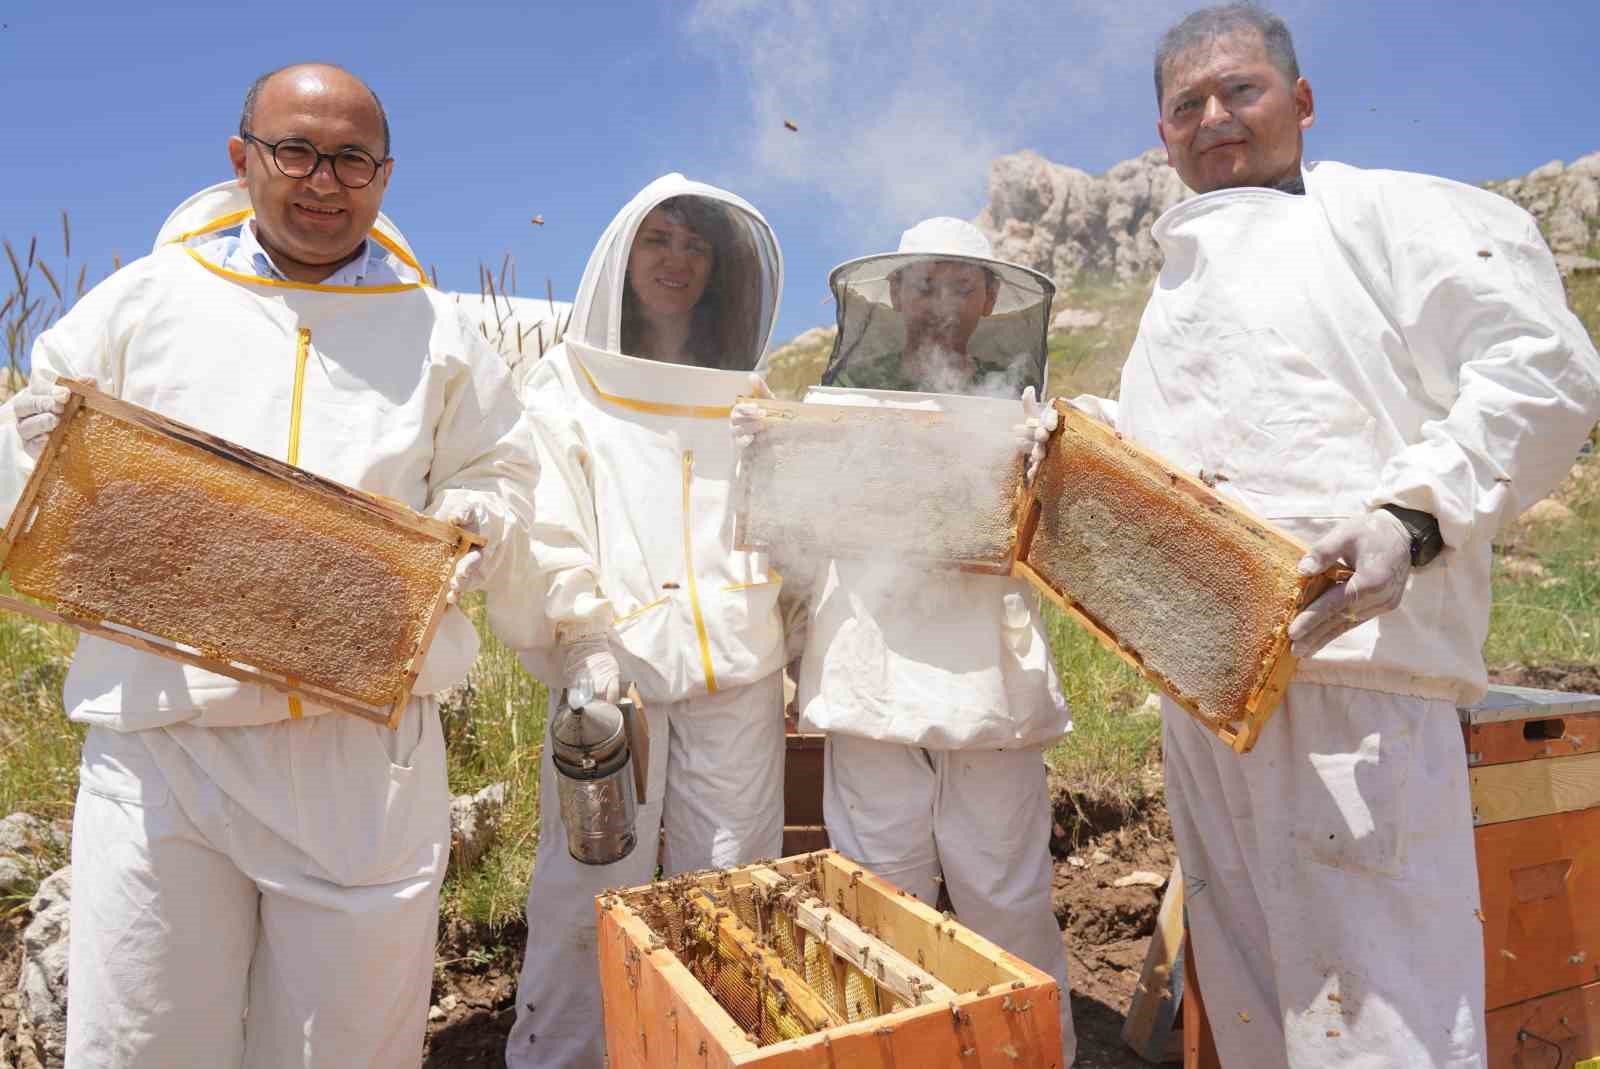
[438,502,490,604]
[1288,510,1412,658]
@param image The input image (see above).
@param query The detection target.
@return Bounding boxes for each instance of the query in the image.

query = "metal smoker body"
[551,685,647,865]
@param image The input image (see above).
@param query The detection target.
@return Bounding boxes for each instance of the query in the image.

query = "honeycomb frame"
[1014,401,1338,753]
[0,380,482,728]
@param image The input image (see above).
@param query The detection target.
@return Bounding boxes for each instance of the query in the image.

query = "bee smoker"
[550,681,649,866]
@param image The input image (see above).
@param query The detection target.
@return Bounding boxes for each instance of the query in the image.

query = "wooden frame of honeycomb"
[0,380,482,728]
[1014,401,1340,754]
[596,849,1064,1068]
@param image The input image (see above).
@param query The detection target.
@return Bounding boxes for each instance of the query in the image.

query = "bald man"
[1,65,537,1068]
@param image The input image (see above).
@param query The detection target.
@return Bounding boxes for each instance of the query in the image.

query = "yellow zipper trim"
[286,327,312,720]
[167,208,429,284]
[288,329,310,465]
[722,573,782,593]
[682,451,718,694]
[573,356,734,420]
[167,208,255,245]
[613,596,671,627]
[184,247,424,295]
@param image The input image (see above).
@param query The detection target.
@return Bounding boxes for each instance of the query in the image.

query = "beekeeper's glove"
[1288,509,1412,658]
[731,373,774,450]
[1013,386,1058,485]
[436,501,490,605]
[562,633,621,706]
[14,377,85,460]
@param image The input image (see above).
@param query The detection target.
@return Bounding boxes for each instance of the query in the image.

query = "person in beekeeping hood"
[1048,6,1600,1067]
[506,175,786,1069]
[0,64,536,1069]
[732,217,1078,1066]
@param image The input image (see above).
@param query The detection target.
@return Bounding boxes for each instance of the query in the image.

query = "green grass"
[1485,457,1600,668]
[1040,606,1158,798]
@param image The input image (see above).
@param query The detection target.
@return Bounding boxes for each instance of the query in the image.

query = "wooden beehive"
[1462,685,1600,1067]
[597,849,1065,1068]
[733,396,1025,574]
[0,380,480,727]
[1015,402,1337,753]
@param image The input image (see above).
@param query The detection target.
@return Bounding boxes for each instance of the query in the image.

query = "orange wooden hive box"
[0,379,481,728]
[596,849,1065,1068]
[1462,684,1600,1068]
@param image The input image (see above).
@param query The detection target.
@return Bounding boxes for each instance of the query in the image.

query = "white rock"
[1134,692,1163,719]
[1113,870,1167,889]
[1051,307,1105,331]
[428,1004,447,1022]
[1066,856,1087,869]
[1500,556,1546,581]
[976,147,1193,287]
[1522,499,1574,526]
[439,993,460,1012]
[19,866,71,1069]
[450,782,509,871]
[1090,850,1111,866]
[0,814,67,896]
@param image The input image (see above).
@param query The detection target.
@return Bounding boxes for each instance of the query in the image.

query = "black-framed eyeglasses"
[240,132,387,189]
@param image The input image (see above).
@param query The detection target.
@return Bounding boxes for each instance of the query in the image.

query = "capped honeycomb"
[5,400,460,708]
[1022,406,1309,738]
[736,397,1023,571]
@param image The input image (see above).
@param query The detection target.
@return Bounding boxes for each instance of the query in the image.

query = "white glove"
[1288,510,1412,658]
[562,633,621,705]
[13,378,79,460]
[1012,386,1059,484]
[731,373,774,450]
[436,501,490,605]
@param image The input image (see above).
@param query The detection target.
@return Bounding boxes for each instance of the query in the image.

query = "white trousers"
[506,671,785,1069]
[65,702,449,1069]
[1164,683,1486,1068]
[823,735,1077,1068]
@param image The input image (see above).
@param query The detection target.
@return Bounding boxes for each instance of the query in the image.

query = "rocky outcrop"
[449,782,508,871]
[1489,152,1600,259]
[17,867,70,1069]
[974,147,1600,295]
[0,816,66,898]
[975,148,1192,286]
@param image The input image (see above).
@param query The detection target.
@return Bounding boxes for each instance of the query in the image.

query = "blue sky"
[2,1,1597,349]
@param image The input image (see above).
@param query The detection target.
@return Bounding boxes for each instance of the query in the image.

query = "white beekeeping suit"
[789,218,1077,1065]
[0,179,537,1069]
[1114,163,1600,1068]
[507,174,786,1069]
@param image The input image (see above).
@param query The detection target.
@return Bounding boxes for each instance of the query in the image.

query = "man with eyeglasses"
[1,63,538,1068]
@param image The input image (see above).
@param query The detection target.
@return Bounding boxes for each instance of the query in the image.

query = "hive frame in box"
[0,380,482,729]
[597,849,1064,1068]
[1012,401,1340,754]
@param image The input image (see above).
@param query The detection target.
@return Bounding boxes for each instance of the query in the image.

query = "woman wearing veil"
[506,176,787,1069]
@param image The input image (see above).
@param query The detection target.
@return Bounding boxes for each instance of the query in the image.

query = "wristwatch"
[1378,504,1445,568]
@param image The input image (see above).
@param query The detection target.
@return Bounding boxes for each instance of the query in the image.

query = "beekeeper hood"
[152,178,427,282]
[821,217,1054,398]
[566,173,782,372]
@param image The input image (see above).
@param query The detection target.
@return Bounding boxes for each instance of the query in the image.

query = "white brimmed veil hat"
[820,217,1056,397]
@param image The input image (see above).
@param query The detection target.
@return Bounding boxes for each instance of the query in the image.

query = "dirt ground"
[421,779,1178,1068]
[1488,660,1600,694]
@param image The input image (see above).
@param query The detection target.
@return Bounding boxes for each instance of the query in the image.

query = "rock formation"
[973,147,1600,294]
[974,148,1192,285]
